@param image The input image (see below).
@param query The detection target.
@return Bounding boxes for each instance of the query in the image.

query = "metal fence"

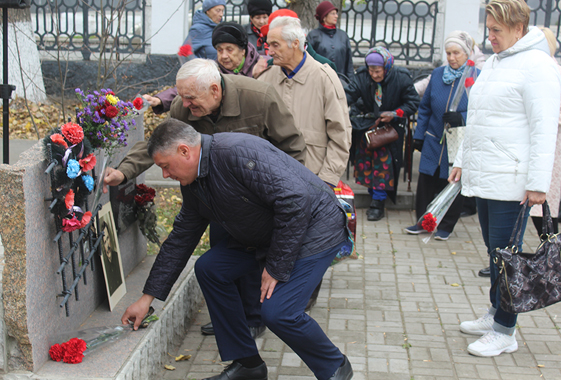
[191,0,439,64]
[31,0,147,59]
[481,0,561,57]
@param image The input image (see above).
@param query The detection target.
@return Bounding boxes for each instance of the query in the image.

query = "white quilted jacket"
[455,27,561,201]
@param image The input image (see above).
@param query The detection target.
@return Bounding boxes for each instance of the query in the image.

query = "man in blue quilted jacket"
[121,119,354,380]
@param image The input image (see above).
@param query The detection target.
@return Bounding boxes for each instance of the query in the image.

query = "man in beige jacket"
[255,15,352,308]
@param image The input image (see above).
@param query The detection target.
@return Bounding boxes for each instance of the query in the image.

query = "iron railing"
[191,0,439,64]
[482,0,561,57]
[31,0,147,59]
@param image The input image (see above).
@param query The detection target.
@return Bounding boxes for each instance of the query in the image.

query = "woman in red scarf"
[243,0,272,56]
[307,1,355,80]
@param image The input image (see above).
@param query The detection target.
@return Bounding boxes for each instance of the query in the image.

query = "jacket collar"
[198,134,213,179]
[273,53,314,85]
[187,74,241,122]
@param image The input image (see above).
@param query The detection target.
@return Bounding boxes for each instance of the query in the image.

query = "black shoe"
[328,355,353,380]
[249,325,266,339]
[201,321,214,335]
[203,361,268,380]
[367,200,385,221]
[478,266,491,277]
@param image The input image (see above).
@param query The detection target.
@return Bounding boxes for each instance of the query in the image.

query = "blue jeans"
[195,239,346,380]
[476,198,529,333]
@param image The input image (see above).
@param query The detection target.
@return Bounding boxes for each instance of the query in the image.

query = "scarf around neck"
[442,61,467,85]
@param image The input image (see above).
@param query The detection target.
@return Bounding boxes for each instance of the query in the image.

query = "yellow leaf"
[537,364,545,368]
[175,354,192,362]
[164,364,176,370]
[451,283,460,287]
[451,251,456,255]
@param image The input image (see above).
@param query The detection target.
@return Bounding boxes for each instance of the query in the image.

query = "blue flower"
[82,175,94,191]
[67,159,80,179]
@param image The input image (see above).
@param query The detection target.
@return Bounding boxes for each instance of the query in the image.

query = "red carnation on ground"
[79,153,97,172]
[61,338,87,364]
[395,109,404,118]
[105,105,119,119]
[62,217,81,232]
[80,211,92,229]
[467,59,475,66]
[178,44,193,57]
[49,343,64,362]
[50,133,68,149]
[421,213,437,233]
[65,189,75,210]
[60,123,84,145]
[465,77,475,88]
[133,97,144,110]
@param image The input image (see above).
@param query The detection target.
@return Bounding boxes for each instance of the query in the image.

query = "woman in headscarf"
[307,1,355,80]
[244,0,272,56]
[404,31,480,241]
[184,0,226,60]
[345,47,420,221]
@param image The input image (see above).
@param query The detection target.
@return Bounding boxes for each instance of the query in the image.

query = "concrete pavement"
[157,209,561,380]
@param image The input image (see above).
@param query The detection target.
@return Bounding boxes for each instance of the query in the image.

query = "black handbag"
[492,201,561,314]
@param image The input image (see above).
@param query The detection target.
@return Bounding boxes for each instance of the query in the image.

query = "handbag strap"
[541,200,554,237]
[508,200,529,248]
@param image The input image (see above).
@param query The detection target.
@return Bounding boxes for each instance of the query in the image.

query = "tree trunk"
[0,8,47,103]
[289,0,344,31]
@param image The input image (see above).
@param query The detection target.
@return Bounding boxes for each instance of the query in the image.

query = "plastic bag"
[332,181,359,264]
[416,181,462,243]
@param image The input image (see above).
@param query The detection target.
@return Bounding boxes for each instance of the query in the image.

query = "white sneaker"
[460,313,494,335]
[467,331,518,357]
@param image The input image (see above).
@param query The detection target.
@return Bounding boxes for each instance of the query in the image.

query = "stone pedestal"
[0,115,147,372]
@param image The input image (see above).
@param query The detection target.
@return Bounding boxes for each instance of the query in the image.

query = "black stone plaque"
[110,179,137,234]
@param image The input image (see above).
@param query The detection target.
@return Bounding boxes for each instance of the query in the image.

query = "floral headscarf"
[365,46,394,78]
[365,46,394,107]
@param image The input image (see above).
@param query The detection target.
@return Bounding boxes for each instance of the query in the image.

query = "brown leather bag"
[364,118,398,150]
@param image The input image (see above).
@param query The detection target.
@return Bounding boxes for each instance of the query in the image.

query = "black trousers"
[415,169,464,233]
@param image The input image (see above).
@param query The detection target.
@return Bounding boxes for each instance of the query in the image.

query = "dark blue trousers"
[476,198,529,331]
[195,239,346,380]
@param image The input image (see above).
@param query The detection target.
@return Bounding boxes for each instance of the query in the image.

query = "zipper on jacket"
[491,139,520,179]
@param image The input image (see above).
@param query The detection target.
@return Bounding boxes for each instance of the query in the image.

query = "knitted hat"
[315,1,337,22]
[444,30,474,56]
[261,9,298,36]
[212,22,248,50]
[203,0,226,14]
[248,0,273,17]
[365,52,384,67]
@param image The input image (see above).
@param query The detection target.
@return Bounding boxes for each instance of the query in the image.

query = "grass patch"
[147,186,210,256]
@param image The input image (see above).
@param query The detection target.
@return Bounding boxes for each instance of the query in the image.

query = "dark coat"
[143,133,348,300]
[307,24,354,80]
[345,65,420,200]
[413,66,478,178]
[185,10,217,59]
[244,23,267,55]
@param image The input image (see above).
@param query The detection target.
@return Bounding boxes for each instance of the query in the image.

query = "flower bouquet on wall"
[43,122,97,232]
[75,88,141,160]
[135,184,162,247]
[416,181,462,243]
[444,59,478,164]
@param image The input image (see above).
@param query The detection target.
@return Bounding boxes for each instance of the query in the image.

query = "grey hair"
[269,16,306,52]
[176,58,221,93]
[147,119,202,157]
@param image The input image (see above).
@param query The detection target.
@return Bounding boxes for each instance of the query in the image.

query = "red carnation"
[80,211,92,229]
[61,123,84,145]
[467,59,475,66]
[133,97,144,110]
[395,109,404,118]
[79,153,97,172]
[65,189,75,210]
[49,343,64,362]
[421,213,437,233]
[62,217,81,232]
[465,77,475,88]
[50,133,68,149]
[178,44,193,57]
[105,105,119,119]
[61,338,87,364]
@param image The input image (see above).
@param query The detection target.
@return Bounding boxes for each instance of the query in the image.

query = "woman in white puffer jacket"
[449,0,561,358]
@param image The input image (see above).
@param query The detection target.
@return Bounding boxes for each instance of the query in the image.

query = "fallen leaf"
[164,364,176,370]
[175,354,192,362]
[451,251,456,255]
[451,283,460,287]
[537,364,545,368]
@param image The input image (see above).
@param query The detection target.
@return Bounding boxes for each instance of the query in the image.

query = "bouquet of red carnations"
[416,181,462,243]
